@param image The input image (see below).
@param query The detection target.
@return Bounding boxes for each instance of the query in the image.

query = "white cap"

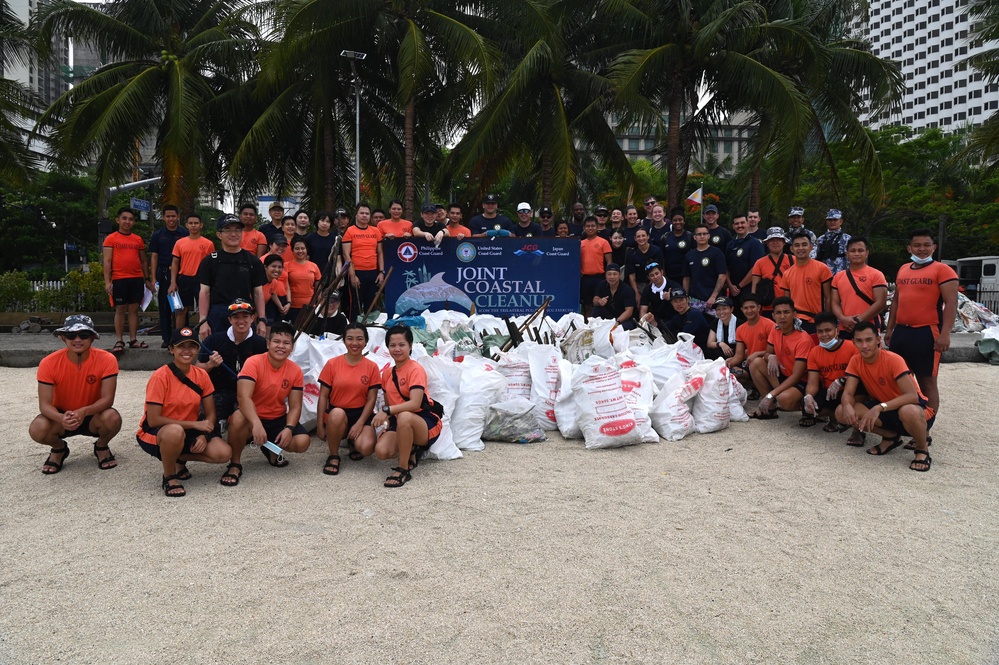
[517,202,532,213]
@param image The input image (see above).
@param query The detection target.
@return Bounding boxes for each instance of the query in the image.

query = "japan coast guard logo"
[398,242,418,263]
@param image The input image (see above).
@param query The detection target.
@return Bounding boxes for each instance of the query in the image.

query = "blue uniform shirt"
[683,246,727,301]
[726,235,765,286]
[149,226,189,278]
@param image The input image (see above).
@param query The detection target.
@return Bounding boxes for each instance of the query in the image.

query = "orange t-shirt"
[172,236,216,277]
[377,219,413,237]
[263,277,287,302]
[893,261,958,329]
[580,236,611,275]
[845,349,933,418]
[446,224,473,238]
[782,259,832,321]
[103,231,146,279]
[736,318,770,357]
[342,225,383,271]
[318,355,381,409]
[238,354,304,420]
[807,339,859,389]
[768,326,814,377]
[240,229,267,254]
[831,265,888,326]
[37,348,119,412]
[380,359,442,438]
[285,260,322,307]
[751,253,793,307]
[137,364,214,445]
[261,254,289,287]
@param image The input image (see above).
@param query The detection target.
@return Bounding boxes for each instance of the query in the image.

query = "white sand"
[0,363,996,664]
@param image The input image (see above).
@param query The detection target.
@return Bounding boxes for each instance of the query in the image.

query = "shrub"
[0,271,34,310]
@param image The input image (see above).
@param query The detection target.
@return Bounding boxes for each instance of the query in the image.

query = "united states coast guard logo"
[736,248,744,257]
[456,242,477,263]
[701,257,711,266]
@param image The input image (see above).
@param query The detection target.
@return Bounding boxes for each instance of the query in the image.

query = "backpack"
[756,256,784,306]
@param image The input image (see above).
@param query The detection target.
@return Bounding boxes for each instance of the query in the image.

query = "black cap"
[216,214,241,231]
[270,235,288,245]
[328,290,340,301]
[421,203,437,213]
[714,296,734,308]
[594,206,609,214]
[606,263,621,273]
[434,203,445,210]
[644,261,662,275]
[228,298,255,316]
[483,193,499,203]
[703,204,718,214]
[669,287,689,300]
[169,326,200,346]
[539,207,553,217]
[335,207,348,217]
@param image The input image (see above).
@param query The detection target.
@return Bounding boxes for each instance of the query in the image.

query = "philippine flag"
[686,188,703,205]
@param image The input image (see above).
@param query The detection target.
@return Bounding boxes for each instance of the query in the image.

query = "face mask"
[819,337,839,350]
[910,254,933,265]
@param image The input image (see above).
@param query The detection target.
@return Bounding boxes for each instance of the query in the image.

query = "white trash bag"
[482,397,547,444]
[728,372,749,422]
[570,355,643,449]
[451,356,508,451]
[424,415,463,461]
[591,319,630,358]
[650,372,703,441]
[618,353,659,443]
[526,344,562,430]
[553,359,582,439]
[497,346,534,400]
[687,358,732,434]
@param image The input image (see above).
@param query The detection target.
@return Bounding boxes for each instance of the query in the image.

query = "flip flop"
[128,339,148,349]
[845,430,866,447]
[111,341,126,353]
[749,409,779,420]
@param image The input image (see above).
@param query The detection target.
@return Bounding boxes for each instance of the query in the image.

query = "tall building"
[857,0,999,132]
[5,0,70,108]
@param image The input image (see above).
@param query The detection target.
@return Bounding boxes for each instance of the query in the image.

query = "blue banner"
[383,238,581,318]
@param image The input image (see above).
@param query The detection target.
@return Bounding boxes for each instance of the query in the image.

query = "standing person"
[725,213,765,307]
[306,210,338,275]
[197,214,267,339]
[682,224,727,312]
[781,230,832,335]
[223,322,311,485]
[280,215,305,257]
[600,207,625,240]
[638,262,680,333]
[412,203,448,244]
[569,202,587,236]
[747,209,767,241]
[196,299,267,426]
[620,205,646,246]
[728,295,769,393]
[836,322,934,471]
[702,204,732,249]
[469,193,514,237]
[30,315,121,474]
[802,312,859,432]
[705,296,739,360]
[434,204,447,225]
[334,208,351,235]
[371,208,385,225]
[785,206,816,254]
[285,237,322,322]
[664,288,711,349]
[579,217,611,316]
[137,326,231,497]
[830,237,888,339]
[660,207,694,285]
[238,203,267,256]
[591,264,636,328]
[625,228,664,303]
[608,229,629,267]
[445,203,473,239]
[371,325,444,488]
[103,207,153,352]
[642,195,659,227]
[884,228,958,418]
[647,204,669,245]
[747,297,814,419]
[512,202,542,237]
[592,206,610,235]
[293,209,311,236]
[261,236,290,292]
[750,228,793,317]
[341,203,385,320]
[556,221,571,237]
[260,202,285,244]
[169,213,215,330]
[148,205,189,348]
[316,323,380,474]
[261,255,290,325]
[815,209,851,275]
[377,199,413,239]
[537,207,557,236]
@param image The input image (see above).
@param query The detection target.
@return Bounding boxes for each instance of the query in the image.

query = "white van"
[955,256,999,311]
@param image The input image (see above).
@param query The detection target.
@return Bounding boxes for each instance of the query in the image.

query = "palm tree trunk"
[323,117,336,211]
[666,85,682,208]
[404,96,415,219]
[749,165,761,210]
[542,153,552,206]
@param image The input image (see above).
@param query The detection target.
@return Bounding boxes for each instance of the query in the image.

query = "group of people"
[30,307,443,495]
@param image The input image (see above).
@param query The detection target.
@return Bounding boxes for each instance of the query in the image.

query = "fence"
[973,286,999,315]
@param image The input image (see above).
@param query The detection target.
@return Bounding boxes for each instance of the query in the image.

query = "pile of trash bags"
[290,311,752,458]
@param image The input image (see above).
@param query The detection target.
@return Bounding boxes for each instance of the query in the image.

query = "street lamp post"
[341,50,367,206]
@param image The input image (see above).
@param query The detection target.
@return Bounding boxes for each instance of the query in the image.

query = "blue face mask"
[910,254,934,265]
[819,337,839,350]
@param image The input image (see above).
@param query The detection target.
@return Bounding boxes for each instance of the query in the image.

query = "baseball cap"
[764,227,787,242]
[594,206,609,215]
[54,314,100,339]
[228,298,255,316]
[703,204,719,214]
[714,296,734,309]
[216,213,241,231]
[669,287,689,300]
[434,203,445,210]
[605,263,621,273]
[328,290,340,301]
[270,235,288,246]
[826,208,843,219]
[517,202,532,213]
[268,202,284,211]
[483,193,499,203]
[644,261,662,275]
[421,203,437,214]
[335,207,348,217]
[788,206,804,216]
[169,326,199,346]
[539,207,553,217]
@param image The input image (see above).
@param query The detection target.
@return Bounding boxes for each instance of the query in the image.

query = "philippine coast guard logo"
[701,257,711,267]
[456,242,477,263]
[397,243,418,263]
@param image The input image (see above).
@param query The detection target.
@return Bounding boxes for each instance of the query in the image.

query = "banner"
[382,237,581,318]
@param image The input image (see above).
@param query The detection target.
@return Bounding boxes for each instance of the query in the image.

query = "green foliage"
[0,270,34,310]
[0,264,108,312]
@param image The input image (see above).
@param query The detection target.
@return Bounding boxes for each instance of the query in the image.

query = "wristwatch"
[878,402,888,411]
[765,393,774,400]
[383,405,391,416]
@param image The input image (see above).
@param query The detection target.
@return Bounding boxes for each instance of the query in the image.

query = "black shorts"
[176,275,200,309]
[890,324,939,377]
[862,397,935,437]
[62,414,97,438]
[797,318,816,335]
[260,416,309,442]
[814,390,842,412]
[327,406,373,432]
[112,277,144,306]
[778,372,807,397]
[137,428,207,459]
[385,409,441,447]
[213,390,238,422]
[580,274,603,307]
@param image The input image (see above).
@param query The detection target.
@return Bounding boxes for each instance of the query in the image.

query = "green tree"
[0,0,39,185]
[964,0,999,167]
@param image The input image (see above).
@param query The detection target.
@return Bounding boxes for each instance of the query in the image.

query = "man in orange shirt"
[103,207,154,352]
[376,199,413,239]
[238,203,267,256]
[750,227,793,317]
[884,228,958,417]
[728,294,769,394]
[748,296,814,418]
[830,237,888,339]
[445,203,473,239]
[837,322,934,471]
[30,315,122,474]
[169,213,216,330]
[342,203,385,320]
[223,322,312,485]
[802,312,859,434]
[579,217,611,316]
[781,230,832,335]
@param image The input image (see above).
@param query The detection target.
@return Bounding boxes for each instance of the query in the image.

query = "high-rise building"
[6,0,70,108]
[856,0,999,132]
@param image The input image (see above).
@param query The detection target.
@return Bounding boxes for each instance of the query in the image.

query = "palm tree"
[964,0,999,167]
[0,0,40,185]
[33,0,259,209]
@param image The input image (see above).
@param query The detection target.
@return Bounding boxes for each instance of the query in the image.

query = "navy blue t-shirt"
[469,214,514,235]
[511,222,543,238]
[648,224,671,246]
[620,221,649,248]
[660,231,694,282]
[665,308,711,349]
[624,245,665,282]
[707,225,733,250]
[726,235,765,286]
[683,246,727,301]
[149,226,189,279]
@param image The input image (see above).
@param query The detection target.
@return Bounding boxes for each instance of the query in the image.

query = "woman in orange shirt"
[262,255,290,325]
[285,238,321,321]
[371,325,442,488]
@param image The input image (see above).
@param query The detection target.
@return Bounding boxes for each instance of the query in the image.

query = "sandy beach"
[0,362,996,664]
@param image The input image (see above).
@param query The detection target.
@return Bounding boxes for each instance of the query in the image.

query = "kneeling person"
[31,315,122,474]
[196,299,267,427]
[748,297,814,418]
[224,322,311,485]
[802,312,859,433]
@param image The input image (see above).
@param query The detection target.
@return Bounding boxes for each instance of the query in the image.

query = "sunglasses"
[595,212,608,216]
[63,331,94,340]
[540,214,552,219]
[228,302,254,313]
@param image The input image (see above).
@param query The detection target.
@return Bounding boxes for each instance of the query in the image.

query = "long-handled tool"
[360,266,394,324]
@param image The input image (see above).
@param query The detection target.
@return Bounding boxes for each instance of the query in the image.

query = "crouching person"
[802,312,859,434]
[137,327,231,497]
[223,322,311,486]
[836,322,934,472]
[748,296,814,419]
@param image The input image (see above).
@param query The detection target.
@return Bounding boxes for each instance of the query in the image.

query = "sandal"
[749,408,779,420]
[909,451,932,472]
[798,414,817,428]
[162,474,186,497]
[175,462,192,481]
[261,446,289,468]
[128,339,148,349]
[904,435,932,451]
[347,443,364,461]
[322,455,341,476]
[845,430,866,447]
[823,420,848,433]
[220,462,242,486]
[867,434,905,456]
[93,445,118,470]
[42,444,70,474]
[384,466,412,488]
[111,340,126,353]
